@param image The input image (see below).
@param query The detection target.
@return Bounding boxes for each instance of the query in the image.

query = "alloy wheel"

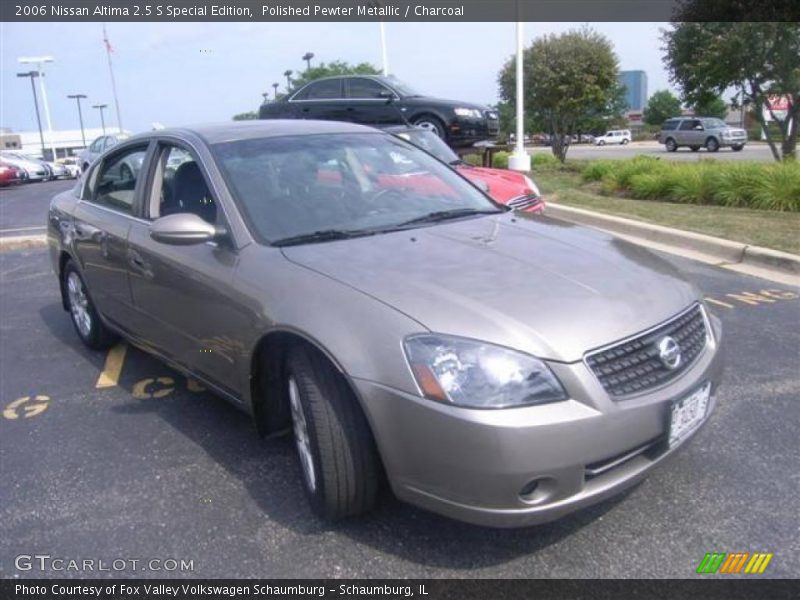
[66,272,92,338]
[288,376,317,492]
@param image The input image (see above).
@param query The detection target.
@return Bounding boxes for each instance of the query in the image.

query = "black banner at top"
[2,0,799,22]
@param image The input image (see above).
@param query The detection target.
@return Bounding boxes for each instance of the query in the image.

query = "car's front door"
[344,77,398,124]
[678,119,701,146]
[71,142,151,328]
[289,79,347,121]
[126,140,247,396]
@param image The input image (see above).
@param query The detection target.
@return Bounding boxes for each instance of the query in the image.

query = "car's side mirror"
[378,90,394,103]
[149,213,222,246]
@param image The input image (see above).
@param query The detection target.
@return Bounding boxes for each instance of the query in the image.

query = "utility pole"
[67,94,88,146]
[302,52,314,71]
[508,18,531,171]
[17,71,46,158]
[103,24,123,134]
[18,56,56,160]
[93,104,108,134]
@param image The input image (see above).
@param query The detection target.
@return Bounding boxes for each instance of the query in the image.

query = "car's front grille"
[585,304,708,398]
[506,194,541,210]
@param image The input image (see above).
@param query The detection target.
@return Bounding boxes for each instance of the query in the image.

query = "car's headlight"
[522,175,541,197]
[454,107,482,118]
[404,334,567,408]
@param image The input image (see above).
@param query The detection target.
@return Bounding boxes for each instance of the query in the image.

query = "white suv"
[595,130,632,146]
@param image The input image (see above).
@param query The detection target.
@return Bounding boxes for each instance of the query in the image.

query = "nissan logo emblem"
[658,336,681,370]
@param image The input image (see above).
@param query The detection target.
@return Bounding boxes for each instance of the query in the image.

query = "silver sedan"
[48,120,723,527]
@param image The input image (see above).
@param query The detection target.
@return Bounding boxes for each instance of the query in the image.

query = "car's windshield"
[393,129,460,164]
[383,75,421,97]
[701,118,728,129]
[212,132,501,245]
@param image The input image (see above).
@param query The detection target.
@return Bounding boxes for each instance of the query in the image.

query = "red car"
[0,160,25,186]
[386,126,544,213]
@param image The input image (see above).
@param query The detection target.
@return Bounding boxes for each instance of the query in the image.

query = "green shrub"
[462,153,482,166]
[579,157,799,211]
[491,151,510,169]
[532,152,560,168]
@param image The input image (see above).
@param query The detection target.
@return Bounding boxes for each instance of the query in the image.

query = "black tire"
[665,138,677,152]
[621,138,629,145]
[62,260,118,350]
[597,140,606,146]
[411,115,446,140]
[706,137,720,152]
[731,144,744,152]
[690,146,700,152]
[285,345,379,519]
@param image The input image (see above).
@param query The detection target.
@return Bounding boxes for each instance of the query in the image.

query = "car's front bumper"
[449,116,499,146]
[353,313,723,527]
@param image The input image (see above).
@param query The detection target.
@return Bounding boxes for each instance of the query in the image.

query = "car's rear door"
[289,79,347,120]
[71,141,153,329]
[125,138,248,396]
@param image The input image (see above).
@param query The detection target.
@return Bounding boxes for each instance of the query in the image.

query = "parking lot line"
[95,342,128,388]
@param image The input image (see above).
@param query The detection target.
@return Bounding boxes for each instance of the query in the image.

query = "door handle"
[128,250,145,269]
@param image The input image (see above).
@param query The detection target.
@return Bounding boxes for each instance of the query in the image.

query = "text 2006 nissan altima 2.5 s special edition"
[48,120,723,527]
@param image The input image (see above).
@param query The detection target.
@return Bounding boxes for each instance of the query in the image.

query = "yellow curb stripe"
[758,554,773,574]
[95,343,128,388]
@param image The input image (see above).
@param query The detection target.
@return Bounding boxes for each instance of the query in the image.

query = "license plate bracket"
[669,382,711,447]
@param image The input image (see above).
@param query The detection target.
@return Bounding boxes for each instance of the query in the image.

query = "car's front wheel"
[665,138,677,152]
[285,345,379,519]
[63,260,117,350]
[731,144,744,152]
[412,115,445,140]
[706,137,720,152]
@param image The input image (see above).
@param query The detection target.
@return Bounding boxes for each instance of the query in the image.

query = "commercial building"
[0,127,119,160]
[620,70,648,112]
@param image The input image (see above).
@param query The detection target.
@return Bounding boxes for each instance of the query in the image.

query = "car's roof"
[151,119,382,144]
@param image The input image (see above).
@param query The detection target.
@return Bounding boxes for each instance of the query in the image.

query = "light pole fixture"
[283,70,293,93]
[67,94,88,146]
[92,104,108,134]
[302,52,315,71]
[272,82,279,99]
[18,56,56,160]
[17,71,46,158]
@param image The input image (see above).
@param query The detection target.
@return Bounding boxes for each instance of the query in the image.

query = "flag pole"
[103,24,123,134]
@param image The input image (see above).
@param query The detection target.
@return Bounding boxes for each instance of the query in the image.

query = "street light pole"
[67,94,88,147]
[17,71,46,158]
[508,19,531,172]
[272,83,279,99]
[18,56,56,160]
[284,70,293,93]
[379,22,389,76]
[93,104,108,134]
[302,52,315,71]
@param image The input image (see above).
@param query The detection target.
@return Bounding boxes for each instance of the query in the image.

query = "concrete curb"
[0,234,47,252]
[544,202,800,277]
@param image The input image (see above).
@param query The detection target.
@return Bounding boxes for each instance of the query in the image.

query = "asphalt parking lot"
[529,141,775,162]
[1,187,798,577]
[0,179,75,238]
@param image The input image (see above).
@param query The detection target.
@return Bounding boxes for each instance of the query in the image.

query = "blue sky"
[1,21,674,134]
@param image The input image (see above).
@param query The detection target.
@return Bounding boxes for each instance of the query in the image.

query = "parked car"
[44,160,68,180]
[0,160,25,186]
[57,157,82,179]
[78,133,130,172]
[49,120,722,527]
[659,117,746,152]
[385,125,543,213]
[0,151,47,181]
[594,130,632,145]
[259,74,499,148]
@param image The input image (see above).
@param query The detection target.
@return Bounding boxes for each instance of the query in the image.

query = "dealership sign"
[764,95,791,121]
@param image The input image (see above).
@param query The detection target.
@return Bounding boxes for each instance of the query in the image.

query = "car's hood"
[282,214,698,362]
[456,165,532,199]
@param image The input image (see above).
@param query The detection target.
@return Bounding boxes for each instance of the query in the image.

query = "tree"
[498,27,624,162]
[663,19,799,161]
[643,90,682,126]
[288,60,380,91]
[691,95,728,120]
[232,111,258,121]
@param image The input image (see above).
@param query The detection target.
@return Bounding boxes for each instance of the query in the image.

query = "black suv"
[258,75,499,148]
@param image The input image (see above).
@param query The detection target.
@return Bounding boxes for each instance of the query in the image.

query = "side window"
[348,78,390,99]
[662,120,679,131]
[90,138,104,152]
[91,146,147,214]
[303,79,343,100]
[104,137,119,151]
[152,145,216,225]
[679,120,698,131]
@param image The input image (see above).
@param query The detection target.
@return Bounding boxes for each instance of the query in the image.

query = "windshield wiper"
[397,208,503,227]
[448,159,467,166]
[272,229,370,247]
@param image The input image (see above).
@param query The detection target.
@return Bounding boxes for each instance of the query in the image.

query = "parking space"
[0,244,798,578]
[529,142,775,162]
[0,179,74,238]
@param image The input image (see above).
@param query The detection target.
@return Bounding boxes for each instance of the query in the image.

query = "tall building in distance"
[620,70,648,112]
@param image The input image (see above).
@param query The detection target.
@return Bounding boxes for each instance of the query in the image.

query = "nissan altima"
[48,120,723,527]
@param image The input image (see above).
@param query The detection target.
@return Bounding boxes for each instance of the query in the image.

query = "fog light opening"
[519,477,556,505]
